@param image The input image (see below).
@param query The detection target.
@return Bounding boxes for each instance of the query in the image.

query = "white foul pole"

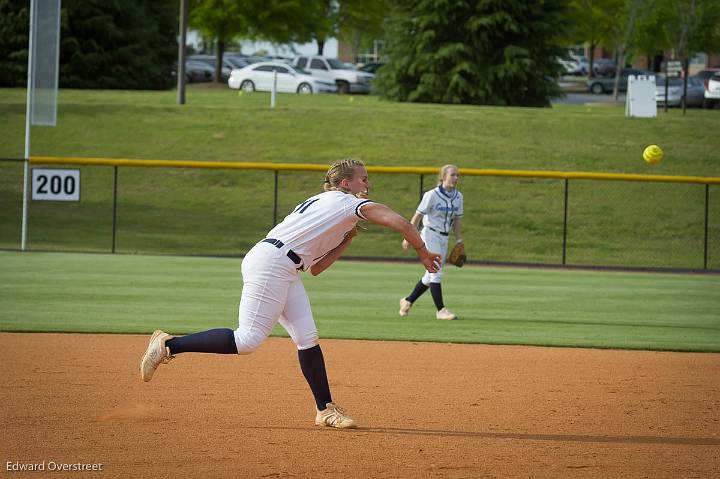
[21,0,37,251]
[21,0,62,251]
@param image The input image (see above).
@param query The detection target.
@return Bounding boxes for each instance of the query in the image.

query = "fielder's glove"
[447,241,466,267]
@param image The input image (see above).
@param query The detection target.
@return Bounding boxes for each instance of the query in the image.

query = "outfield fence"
[1,156,718,271]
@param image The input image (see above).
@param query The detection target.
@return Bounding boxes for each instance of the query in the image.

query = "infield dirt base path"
[1,333,719,478]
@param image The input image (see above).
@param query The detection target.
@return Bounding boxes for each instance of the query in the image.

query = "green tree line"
[0,0,177,89]
[1,0,719,105]
[568,0,720,73]
[0,0,386,90]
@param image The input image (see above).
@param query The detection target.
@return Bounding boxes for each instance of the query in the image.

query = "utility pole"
[177,0,189,105]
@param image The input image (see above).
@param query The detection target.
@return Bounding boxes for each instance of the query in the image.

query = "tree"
[374,0,569,107]
[567,0,614,77]
[190,0,320,81]
[336,0,388,60]
[190,0,249,82]
[305,0,336,55]
[0,0,178,89]
[647,0,720,109]
[300,0,388,56]
[593,0,657,100]
[0,0,29,87]
[653,0,720,60]
[60,0,177,89]
[634,2,671,69]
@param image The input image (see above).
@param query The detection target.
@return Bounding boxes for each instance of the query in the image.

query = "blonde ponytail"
[324,158,365,192]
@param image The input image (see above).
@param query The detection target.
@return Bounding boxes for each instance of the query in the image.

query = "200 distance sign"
[31,168,81,202]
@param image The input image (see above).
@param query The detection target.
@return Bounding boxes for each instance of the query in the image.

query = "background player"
[400,164,463,320]
[140,158,441,429]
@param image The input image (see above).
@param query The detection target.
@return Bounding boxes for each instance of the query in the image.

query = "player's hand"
[401,239,410,251]
[344,226,358,240]
[419,250,442,273]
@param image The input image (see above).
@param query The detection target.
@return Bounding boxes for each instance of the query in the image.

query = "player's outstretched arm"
[402,212,424,251]
[362,203,441,273]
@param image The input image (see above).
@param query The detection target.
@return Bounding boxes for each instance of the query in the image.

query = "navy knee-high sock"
[429,283,445,310]
[166,328,238,354]
[298,345,332,411]
[406,280,429,303]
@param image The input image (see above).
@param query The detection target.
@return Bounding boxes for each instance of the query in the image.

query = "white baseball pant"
[421,227,449,284]
[234,241,318,353]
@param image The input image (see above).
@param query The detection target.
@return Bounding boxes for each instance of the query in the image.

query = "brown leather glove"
[447,242,466,267]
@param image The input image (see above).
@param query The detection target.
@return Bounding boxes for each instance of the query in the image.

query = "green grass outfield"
[1,87,718,175]
[1,251,718,352]
[1,87,718,268]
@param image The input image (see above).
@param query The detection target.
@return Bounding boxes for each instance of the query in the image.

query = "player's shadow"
[361,427,720,446]
[249,426,720,446]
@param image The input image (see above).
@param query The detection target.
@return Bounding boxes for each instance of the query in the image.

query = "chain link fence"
[1,158,717,271]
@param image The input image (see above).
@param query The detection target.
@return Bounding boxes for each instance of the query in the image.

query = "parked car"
[559,55,588,76]
[189,53,237,69]
[696,68,720,108]
[187,54,233,79]
[292,55,374,94]
[587,68,655,94]
[695,68,720,83]
[184,60,214,82]
[590,58,617,77]
[243,56,267,64]
[261,55,292,63]
[358,62,385,74]
[655,76,705,107]
[704,72,720,108]
[223,55,250,69]
[573,55,590,75]
[171,60,214,83]
[227,61,337,94]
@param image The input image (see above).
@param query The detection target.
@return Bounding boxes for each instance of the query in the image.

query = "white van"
[293,56,374,94]
[704,72,720,108]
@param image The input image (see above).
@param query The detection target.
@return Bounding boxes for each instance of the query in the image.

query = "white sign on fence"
[663,60,683,77]
[31,168,80,201]
[625,75,657,118]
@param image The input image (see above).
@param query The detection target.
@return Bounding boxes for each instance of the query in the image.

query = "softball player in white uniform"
[140,159,441,429]
[400,164,463,320]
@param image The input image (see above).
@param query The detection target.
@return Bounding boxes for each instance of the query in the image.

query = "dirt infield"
[1,333,719,478]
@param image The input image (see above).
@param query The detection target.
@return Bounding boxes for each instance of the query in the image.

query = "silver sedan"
[655,76,705,108]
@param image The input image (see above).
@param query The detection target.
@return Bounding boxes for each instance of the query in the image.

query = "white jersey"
[266,190,373,269]
[417,186,463,233]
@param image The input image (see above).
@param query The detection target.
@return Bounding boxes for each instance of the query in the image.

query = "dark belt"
[428,227,449,236]
[262,238,303,269]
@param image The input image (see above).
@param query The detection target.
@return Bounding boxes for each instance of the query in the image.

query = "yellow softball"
[643,145,663,165]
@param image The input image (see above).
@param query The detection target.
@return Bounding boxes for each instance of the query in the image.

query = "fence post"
[271,71,277,109]
[273,170,279,226]
[704,184,709,270]
[562,179,569,265]
[111,166,118,253]
[419,174,424,202]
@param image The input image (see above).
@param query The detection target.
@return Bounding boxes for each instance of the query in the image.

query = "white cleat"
[315,402,357,429]
[399,297,413,317]
[436,307,457,321]
[140,330,175,382]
